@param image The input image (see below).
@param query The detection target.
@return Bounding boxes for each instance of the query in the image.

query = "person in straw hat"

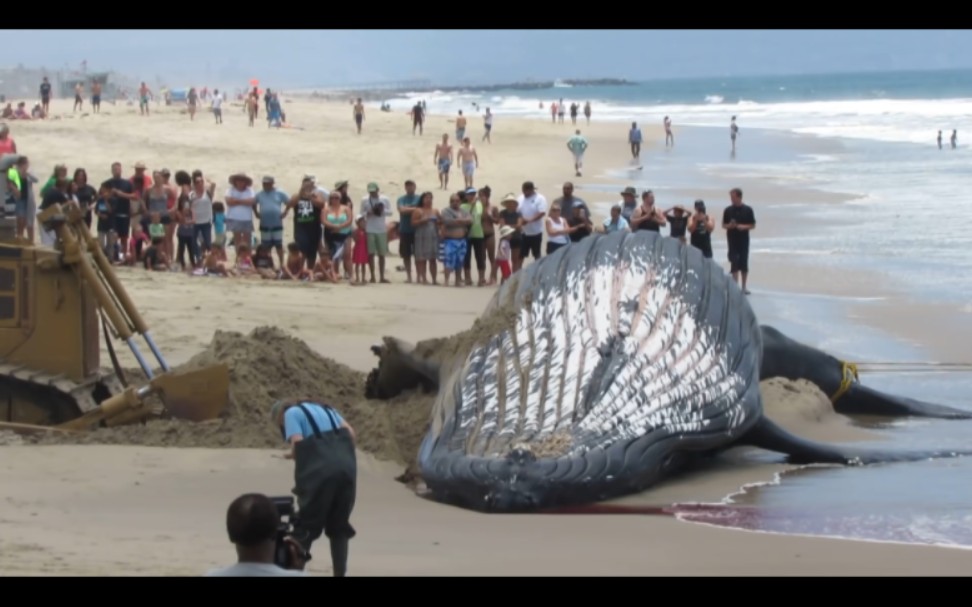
[269,398,358,577]
[225,172,257,254]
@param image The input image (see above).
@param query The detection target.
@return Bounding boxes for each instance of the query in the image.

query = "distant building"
[0,66,127,102]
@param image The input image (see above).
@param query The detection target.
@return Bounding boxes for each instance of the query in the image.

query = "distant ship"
[553,79,573,88]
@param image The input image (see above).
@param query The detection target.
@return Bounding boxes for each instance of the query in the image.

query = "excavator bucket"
[150,363,231,422]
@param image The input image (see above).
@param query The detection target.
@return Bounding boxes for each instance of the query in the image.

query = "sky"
[3,30,971,89]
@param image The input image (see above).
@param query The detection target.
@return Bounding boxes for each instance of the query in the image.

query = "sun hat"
[134,161,147,170]
[499,225,515,239]
[501,192,518,204]
[620,186,637,196]
[334,180,348,189]
[228,172,252,187]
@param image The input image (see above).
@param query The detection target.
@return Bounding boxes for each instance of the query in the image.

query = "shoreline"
[2,96,971,571]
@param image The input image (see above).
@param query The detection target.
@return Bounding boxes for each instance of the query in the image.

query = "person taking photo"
[205,493,307,576]
[271,398,358,577]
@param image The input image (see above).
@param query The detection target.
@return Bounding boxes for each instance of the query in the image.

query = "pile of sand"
[34,327,437,467]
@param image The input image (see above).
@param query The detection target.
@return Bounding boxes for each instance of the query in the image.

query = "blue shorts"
[438,158,451,174]
[443,238,467,271]
[260,225,283,246]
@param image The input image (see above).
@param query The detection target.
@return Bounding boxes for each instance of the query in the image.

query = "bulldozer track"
[0,363,124,427]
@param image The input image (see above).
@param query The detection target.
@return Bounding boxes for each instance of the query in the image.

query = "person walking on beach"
[73,82,84,112]
[567,130,588,177]
[457,138,479,189]
[411,101,424,135]
[212,89,224,124]
[730,116,739,153]
[39,77,51,116]
[482,108,493,143]
[455,110,467,142]
[722,188,755,294]
[629,122,642,164]
[583,101,591,124]
[664,116,674,147]
[950,129,957,149]
[353,98,364,134]
[91,81,102,113]
[138,82,152,116]
[937,130,943,149]
[434,134,453,190]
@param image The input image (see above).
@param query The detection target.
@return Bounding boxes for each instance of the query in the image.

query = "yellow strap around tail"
[830,361,859,403]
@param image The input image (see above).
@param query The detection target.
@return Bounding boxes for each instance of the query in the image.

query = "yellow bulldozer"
[0,201,229,436]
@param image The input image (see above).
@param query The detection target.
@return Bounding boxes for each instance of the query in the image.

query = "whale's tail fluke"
[741,415,972,466]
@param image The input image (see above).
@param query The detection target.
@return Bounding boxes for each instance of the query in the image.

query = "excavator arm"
[31,202,229,430]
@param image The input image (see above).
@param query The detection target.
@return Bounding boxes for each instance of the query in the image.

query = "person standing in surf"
[664,116,674,147]
[730,116,739,153]
[628,122,642,164]
[583,101,591,124]
[722,188,755,294]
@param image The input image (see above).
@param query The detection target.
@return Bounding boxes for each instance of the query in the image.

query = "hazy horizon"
[2,30,971,89]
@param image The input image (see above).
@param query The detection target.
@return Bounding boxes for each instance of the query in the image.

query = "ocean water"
[386,70,972,550]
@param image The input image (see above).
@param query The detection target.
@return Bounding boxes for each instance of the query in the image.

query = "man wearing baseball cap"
[359,182,392,283]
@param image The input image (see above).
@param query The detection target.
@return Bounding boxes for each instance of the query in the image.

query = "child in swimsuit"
[234,243,257,277]
[282,241,310,280]
[142,236,171,271]
[313,243,340,283]
[253,243,279,279]
[203,243,234,276]
[148,212,165,240]
[351,216,369,285]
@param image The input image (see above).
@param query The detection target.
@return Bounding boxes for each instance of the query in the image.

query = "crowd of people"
[4,152,755,293]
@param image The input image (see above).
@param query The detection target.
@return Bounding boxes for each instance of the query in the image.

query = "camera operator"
[206,493,307,576]
[271,398,358,577]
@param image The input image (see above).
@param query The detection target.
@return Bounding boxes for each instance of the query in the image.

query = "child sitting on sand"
[147,212,165,240]
[212,201,226,246]
[313,243,340,283]
[234,243,258,277]
[203,242,234,276]
[127,223,149,265]
[351,215,369,285]
[142,236,171,271]
[281,242,310,280]
[253,243,279,279]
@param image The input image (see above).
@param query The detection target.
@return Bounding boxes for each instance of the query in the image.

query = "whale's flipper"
[365,337,442,399]
[759,325,972,420]
[838,383,972,419]
[739,415,972,466]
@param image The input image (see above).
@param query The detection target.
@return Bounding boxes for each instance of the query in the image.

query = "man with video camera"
[206,493,308,576]
[271,398,358,577]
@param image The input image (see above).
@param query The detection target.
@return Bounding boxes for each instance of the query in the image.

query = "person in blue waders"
[267,93,284,129]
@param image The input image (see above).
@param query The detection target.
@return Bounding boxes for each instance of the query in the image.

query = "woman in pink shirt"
[0,124,16,155]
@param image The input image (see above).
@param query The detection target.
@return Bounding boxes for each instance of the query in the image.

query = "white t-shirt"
[225,187,255,222]
[517,192,547,237]
[546,216,570,244]
[212,94,223,110]
[190,191,213,225]
[205,562,306,577]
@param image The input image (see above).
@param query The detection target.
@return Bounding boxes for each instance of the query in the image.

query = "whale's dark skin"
[365,233,972,513]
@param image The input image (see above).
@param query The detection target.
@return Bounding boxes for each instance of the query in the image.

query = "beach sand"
[2,97,970,576]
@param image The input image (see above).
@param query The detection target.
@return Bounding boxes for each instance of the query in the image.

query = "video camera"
[269,495,304,569]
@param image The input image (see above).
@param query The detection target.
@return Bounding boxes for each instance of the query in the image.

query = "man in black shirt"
[722,187,756,294]
[665,205,689,244]
[101,161,137,252]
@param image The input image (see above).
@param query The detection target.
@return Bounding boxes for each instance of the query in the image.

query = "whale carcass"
[366,231,971,512]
